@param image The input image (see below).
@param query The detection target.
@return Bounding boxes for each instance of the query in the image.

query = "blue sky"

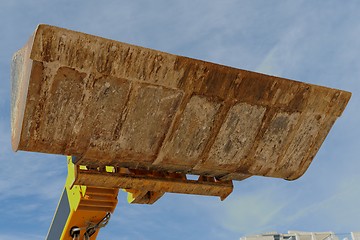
[0,1,359,239]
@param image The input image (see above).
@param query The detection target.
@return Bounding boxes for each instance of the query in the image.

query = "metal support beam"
[74,166,233,202]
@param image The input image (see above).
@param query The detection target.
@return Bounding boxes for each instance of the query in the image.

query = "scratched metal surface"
[11,25,351,181]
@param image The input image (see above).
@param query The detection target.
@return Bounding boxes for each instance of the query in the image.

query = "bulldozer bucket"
[12,24,351,182]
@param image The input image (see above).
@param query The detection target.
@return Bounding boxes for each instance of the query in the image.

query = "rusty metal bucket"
[11,25,351,183]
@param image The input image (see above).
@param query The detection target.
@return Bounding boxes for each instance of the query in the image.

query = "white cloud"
[210,172,360,237]
[284,175,360,232]
[0,151,65,201]
[218,190,288,234]
[256,24,306,77]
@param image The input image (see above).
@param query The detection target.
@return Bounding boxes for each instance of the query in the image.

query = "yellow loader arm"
[46,157,118,239]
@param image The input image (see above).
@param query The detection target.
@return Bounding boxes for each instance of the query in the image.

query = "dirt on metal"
[12,24,351,182]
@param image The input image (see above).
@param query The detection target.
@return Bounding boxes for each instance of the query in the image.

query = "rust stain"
[12,24,352,183]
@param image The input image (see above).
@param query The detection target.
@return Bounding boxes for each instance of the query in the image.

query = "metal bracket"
[72,165,233,203]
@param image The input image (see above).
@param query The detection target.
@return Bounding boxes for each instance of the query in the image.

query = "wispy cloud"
[0,151,65,200]
[283,175,360,232]
[256,23,306,77]
[218,188,289,234]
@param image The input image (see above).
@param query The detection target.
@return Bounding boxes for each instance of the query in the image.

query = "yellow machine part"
[61,209,109,240]
[47,157,118,240]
